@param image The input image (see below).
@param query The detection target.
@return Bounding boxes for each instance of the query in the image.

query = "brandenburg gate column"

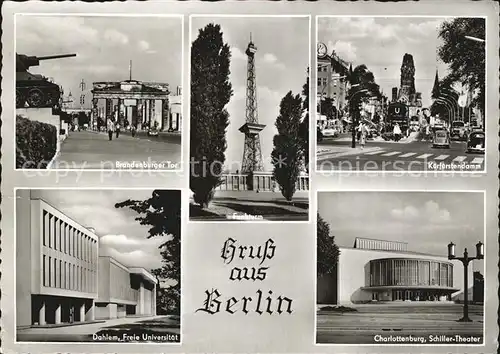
[137,99,143,130]
[92,98,98,131]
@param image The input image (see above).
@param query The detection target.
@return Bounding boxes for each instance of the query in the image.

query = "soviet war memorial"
[15,189,181,343]
[316,191,485,344]
[189,16,310,221]
[316,17,486,172]
[15,15,183,170]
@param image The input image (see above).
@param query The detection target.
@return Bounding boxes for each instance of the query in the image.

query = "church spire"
[431,69,440,99]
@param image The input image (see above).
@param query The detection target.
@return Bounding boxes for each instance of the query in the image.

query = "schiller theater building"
[318,237,473,304]
[16,190,157,328]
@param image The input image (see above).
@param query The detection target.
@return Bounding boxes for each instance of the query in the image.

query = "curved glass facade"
[369,258,453,288]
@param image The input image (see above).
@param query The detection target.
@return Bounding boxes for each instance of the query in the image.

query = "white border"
[314,15,488,175]
[187,14,312,224]
[13,13,185,173]
[13,186,184,346]
[313,189,487,347]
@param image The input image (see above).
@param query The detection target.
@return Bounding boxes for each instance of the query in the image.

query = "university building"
[16,190,157,328]
[317,237,473,305]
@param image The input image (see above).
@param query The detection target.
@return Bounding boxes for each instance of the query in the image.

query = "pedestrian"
[393,123,402,142]
[131,124,137,137]
[107,119,115,141]
[115,121,121,138]
[359,122,367,149]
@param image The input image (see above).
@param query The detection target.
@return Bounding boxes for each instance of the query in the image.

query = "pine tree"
[272,91,303,201]
[317,213,340,277]
[190,23,232,207]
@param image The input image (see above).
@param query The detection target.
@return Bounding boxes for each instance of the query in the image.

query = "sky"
[318,17,464,108]
[30,189,170,271]
[318,191,485,272]
[191,16,310,172]
[16,15,182,109]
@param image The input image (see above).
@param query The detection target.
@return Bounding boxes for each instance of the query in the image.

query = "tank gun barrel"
[16,53,77,72]
[38,54,77,61]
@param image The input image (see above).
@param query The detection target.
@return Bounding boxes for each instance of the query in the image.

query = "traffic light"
[80,95,85,105]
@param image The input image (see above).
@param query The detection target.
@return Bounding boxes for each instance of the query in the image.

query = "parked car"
[321,126,338,138]
[432,129,450,149]
[451,121,467,141]
[466,131,485,154]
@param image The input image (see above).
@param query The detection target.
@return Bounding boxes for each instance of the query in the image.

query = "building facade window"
[370,258,453,288]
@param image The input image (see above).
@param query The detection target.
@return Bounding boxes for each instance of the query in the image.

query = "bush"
[16,115,57,169]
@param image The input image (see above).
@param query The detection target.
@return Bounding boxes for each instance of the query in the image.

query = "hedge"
[16,115,57,169]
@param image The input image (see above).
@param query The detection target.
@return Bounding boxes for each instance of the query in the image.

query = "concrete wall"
[95,303,117,320]
[16,189,33,327]
[337,247,473,305]
[97,257,111,302]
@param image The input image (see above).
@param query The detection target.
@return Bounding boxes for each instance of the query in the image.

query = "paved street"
[317,303,484,344]
[51,131,181,170]
[317,137,485,172]
[17,315,180,342]
[190,190,309,221]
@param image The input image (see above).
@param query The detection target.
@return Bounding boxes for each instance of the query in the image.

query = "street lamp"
[447,241,484,322]
[349,88,369,148]
[464,35,485,43]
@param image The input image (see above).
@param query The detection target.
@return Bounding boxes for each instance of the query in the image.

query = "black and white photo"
[316,191,485,345]
[316,17,486,173]
[189,16,310,222]
[15,15,183,170]
[15,189,181,343]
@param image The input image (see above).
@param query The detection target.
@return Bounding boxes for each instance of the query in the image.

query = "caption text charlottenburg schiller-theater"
[16,190,157,328]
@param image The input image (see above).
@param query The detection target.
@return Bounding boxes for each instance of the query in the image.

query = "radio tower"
[239,34,266,175]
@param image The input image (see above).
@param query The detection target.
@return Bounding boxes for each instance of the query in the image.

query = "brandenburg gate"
[91,80,170,131]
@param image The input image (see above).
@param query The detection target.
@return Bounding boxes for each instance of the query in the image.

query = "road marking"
[434,155,449,161]
[471,157,484,164]
[381,151,401,157]
[399,152,417,158]
[364,150,387,155]
[453,156,467,162]
[416,153,433,159]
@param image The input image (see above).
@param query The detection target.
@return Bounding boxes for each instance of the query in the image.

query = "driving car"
[451,121,467,141]
[147,127,159,136]
[466,131,485,154]
[432,129,450,149]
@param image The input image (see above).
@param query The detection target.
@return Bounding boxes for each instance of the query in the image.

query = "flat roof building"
[16,190,158,328]
[96,256,157,320]
[16,190,99,327]
[318,237,473,305]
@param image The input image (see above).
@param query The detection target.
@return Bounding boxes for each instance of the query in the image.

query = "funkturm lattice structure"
[239,36,266,174]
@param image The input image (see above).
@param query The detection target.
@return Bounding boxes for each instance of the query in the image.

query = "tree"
[115,190,181,315]
[319,97,337,120]
[298,70,309,172]
[272,91,303,201]
[438,18,485,116]
[317,213,339,277]
[347,64,381,147]
[190,23,232,207]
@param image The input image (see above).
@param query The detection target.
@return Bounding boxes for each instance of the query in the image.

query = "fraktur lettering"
[196,289,293,315]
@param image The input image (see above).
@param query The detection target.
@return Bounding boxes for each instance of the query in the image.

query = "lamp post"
[349,88,368,148]
[464,35,485,43]
[447,241,484,322]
